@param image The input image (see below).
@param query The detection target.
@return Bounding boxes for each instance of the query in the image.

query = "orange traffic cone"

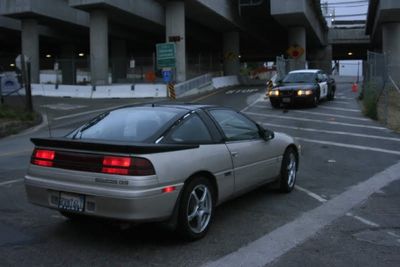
[351,83,358,93]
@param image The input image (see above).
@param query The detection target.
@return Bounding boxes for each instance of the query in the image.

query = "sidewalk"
[271,179,400,267]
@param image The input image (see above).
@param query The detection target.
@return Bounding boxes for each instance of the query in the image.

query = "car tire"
[279,147,298,193]
[270,100,280,109]
[177,177,215,241]
[311,92,319,107]
[327,87,335,101]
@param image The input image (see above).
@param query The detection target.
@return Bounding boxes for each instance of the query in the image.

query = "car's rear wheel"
[270,100,280,108]
[279,148,298,193]
[177,177,215,241]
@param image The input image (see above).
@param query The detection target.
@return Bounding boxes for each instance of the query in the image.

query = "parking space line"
[289,110,369,121]
[203,161,400,267]
[245,112,387,130]
[296,137,400,156]
[346,212,380,227]
[261,123,400,142]
[0,179,23,187]
[54,105,127,121]
[318,106,361,112]
[251,106,369,122]
[0,150,32,158]
[295,185,327,203]
[241,96,264,113]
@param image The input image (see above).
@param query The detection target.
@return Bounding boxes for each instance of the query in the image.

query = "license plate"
[58,192,85,212]
[282,97,291,103]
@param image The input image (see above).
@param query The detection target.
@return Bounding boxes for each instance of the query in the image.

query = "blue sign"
[162,70,173,83]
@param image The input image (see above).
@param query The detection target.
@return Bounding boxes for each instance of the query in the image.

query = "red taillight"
[103,156,131,167]
[102,156,154,176]
[32,149,55,167]
[102,167,129,175]
[35,150,55,160]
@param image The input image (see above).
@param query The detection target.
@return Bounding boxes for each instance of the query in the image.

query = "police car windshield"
[283,73,315,83]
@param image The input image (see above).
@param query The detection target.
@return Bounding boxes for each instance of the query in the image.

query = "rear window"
[67,107,183,142]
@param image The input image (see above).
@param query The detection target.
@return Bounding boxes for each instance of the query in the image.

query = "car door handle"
[231,152,238,157]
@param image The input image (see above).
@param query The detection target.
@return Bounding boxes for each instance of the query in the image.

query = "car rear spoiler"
[31,138,199,154]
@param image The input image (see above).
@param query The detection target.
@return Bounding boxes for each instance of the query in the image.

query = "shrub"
[362,82,379,120]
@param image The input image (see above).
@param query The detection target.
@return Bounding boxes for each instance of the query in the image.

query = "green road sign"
[156,43,176,69]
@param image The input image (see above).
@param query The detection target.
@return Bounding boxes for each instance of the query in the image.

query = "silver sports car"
[25,103,300,240]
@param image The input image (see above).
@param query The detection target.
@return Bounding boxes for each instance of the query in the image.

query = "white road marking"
[387,231,400,238]
[245,112,387,130]
[261,122,400,142]
[0,179,24,187]
[346,213,380,227]
[241,96,264,113]
[295,185,327,203]
[0,150,32,158]
[41,103,87,110]
[203,161,400,267]
[289,110,369,121]
[251,106,369,122]
[296,137,400,156]
[53,105,126,121]
[318,106,361,112]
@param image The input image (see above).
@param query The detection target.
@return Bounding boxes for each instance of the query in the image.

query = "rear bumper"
[25,175,183,222]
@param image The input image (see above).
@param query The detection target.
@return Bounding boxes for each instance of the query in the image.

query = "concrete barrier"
[212,75,240,88]
[32,84,92,98]
[92,84,167,98]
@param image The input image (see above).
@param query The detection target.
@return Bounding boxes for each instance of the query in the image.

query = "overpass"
[0,0,397,85]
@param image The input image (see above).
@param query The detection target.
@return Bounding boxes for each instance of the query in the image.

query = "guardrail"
[174,73,213,96]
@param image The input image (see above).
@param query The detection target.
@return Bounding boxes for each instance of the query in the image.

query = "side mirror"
[258,126,274,141]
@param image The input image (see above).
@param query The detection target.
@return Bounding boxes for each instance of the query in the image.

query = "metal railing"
[174,73,213,97]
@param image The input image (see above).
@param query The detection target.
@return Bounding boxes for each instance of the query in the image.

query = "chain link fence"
[363,51,400,131]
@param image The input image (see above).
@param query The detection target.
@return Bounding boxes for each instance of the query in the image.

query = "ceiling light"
[46,54,52,58]
[78,53,85,57]
[348,52,353,56]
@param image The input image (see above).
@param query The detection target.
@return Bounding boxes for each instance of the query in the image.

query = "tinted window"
[68,107,181,142]
[167,114,212,143]
[209,109,260,141]
[283,72,316,83]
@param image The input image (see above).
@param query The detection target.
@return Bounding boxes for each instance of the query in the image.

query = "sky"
[322,0,369,22]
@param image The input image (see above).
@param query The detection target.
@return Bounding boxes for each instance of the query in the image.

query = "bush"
[0,105,36,121]
[362,82,379,120]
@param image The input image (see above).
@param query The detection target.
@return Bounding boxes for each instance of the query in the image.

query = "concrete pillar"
[90,9,109,85]
[166,1,186,82]
[288,26,306,70]
[223,31,240,76]
[111,39,127,83]
[309,45,332,74]
[21,19,39,83]
[382,23,400,84]
[60,44,76,85]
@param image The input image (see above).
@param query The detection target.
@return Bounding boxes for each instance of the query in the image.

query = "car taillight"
[31,149,55,167]
[102,156,155,176]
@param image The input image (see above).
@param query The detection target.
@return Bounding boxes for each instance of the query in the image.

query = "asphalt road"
[0,83,399,266]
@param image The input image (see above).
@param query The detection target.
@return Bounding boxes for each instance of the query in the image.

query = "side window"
[317,73,325,82]
[167,114,213,144]
[209,109,260,141]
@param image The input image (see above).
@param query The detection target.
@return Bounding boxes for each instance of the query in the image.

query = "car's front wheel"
[177,177,215,241]
[279,148,298,193]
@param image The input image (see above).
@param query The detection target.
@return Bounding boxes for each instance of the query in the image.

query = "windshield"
[67,107,183,142]
[283,72,316,83]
